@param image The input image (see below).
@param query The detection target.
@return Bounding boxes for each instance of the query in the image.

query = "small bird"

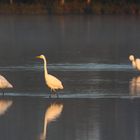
[0,75,13,96]
[36,54,63,97]
[129,55,140,71]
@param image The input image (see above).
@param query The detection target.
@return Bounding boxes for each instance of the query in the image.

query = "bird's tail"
[8,83,13,88]
[60,83,64,89]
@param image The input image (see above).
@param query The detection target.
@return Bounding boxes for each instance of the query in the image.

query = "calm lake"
[0,97,140,140]
[0,15,140,140]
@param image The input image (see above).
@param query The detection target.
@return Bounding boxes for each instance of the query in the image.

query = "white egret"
[40,103,63,140]
[129,55,140,71]
[36,55,64,97]
[0,75,13,96]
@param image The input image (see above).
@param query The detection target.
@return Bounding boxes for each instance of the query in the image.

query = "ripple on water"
[0,63,132,72]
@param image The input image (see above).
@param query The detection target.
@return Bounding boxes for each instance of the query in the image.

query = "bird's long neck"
[43,57,48,77]
[132,60,136,69]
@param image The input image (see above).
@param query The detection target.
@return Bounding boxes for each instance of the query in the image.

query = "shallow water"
[0,15,140,140]
[0,15,140,98]
[0,97,140,140]
[0,62,135,98]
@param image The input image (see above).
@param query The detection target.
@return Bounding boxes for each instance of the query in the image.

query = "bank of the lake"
[0,3,140,15]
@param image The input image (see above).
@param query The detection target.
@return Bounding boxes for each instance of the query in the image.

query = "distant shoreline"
[0,3,140,15]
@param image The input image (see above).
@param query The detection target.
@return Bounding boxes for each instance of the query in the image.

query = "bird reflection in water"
[129,76,140,96]
[40,103,63,140]
[0,100,13,116]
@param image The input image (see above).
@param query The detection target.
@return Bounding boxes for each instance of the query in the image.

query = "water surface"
[0,15,140,97]
[0,97,140,140]
[0,15,140,140]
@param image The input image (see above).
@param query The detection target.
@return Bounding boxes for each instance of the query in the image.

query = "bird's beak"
[36,56,41,59]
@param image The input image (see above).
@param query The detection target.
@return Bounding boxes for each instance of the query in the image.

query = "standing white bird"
[0,75,13,96]
[36,55,64,97]
[129,55,140,71]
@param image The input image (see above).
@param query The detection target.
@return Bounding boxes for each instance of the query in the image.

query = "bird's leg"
[49,93,51,98]
[49,89,53,98]
[56,92,59,98]
[49,92,51,98]
[52,89,59,98]
[2,90,4,96]
[53,91,56,96]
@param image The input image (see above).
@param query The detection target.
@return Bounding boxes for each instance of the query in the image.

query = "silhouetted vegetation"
[0,0,140,15]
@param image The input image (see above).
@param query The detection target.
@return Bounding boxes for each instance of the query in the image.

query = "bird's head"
[36,55,46,60]
[129,55,134,61]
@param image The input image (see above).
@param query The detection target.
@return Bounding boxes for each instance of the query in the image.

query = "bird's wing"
[0,75,8,81]
[136,59,140,71]
[0,75,12,88]
[46,74,63,88]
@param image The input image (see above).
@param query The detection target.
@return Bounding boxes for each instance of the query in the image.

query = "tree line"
[0,0,139,15]
[0,0,140,4]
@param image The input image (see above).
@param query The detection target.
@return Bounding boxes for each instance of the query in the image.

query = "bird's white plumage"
[129,55,140,71]
[37,54,63,93]
[129,55,134,61]
[46,74,63,91]
[0,75,13,89]
[135,59,140,70]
